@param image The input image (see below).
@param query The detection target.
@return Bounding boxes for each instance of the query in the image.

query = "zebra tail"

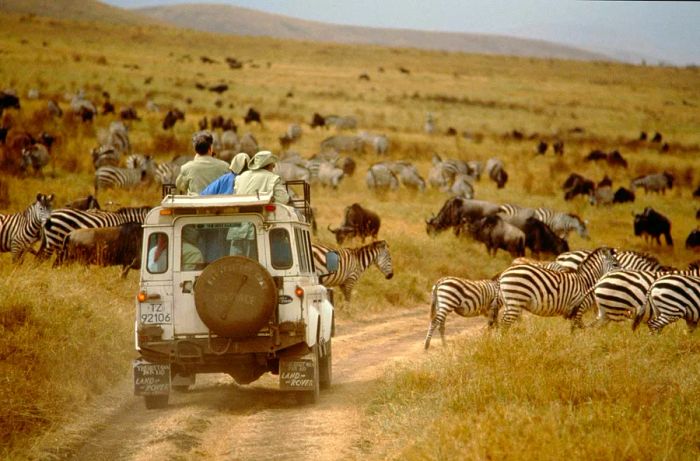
[429,283,438,321]
[566,284,597,320]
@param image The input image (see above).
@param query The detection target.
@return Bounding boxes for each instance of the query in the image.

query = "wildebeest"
[485,158,508,188]
[552,140,564,155]
[685,229,700,250]
[467,214,525,257]
[162,108,185,130]
[584,149,607,162]
[426,197,500,236]
[607,150,628,168]
[20,144,50,176]
[70,93,96,122]
[0,91,20,116]
[651,132,663,143]
[310,112,326,129]
[536,141,548,155]
[328,203,380,244]
[562,173,595,201]
[244,107,262,125]
[521,217,570,258]
[119,107,140,121]
[613,187,635,203]
[65,195,100,210]
[209,84,229,94]
[55,222,144,278]
[630,172,674,194]
[634,207,673,246]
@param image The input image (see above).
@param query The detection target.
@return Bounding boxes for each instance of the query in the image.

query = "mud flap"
[279,351,316,391]
[133,359,170,396]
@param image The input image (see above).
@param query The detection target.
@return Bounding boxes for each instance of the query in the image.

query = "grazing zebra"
[95,161,153,191]
[497,247,619,329]
[533,208,589,240]
[555,249,669,271]
[38,206,150,261]
[311,240,393,302]
[634,274,700,333]
[153,161,181,186]
[424,277,499,350]
[0,193,54,262]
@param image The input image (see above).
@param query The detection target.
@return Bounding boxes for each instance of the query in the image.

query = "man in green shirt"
[234,151,290,204]
[176,131,230,194]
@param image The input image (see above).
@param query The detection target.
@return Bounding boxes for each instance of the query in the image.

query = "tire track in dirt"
[37,307,485,461]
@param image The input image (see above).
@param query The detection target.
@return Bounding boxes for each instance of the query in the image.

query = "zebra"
[634,274,700,334]
[311,240,393,302]
[37,206,150,262]
[153,161,181,186]
[424,277,500,350]
[95,160,154,191]
[630,172,674,195]
[0,193,54,262]
[533,208,589,240]
[555,249,669,271]
[497,246,619,329]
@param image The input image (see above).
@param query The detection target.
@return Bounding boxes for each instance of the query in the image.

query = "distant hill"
[134,3,613,62]
[0,0,153,25]
[0,0,612,62]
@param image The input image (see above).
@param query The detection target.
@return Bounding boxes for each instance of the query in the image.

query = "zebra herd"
[0,193,394,303]
[425,247,700,349]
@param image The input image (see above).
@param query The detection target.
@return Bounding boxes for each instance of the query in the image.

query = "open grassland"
[1,10,699,458]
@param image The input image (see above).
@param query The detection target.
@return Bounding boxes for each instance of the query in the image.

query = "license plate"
[133,359,170,395]
[139,302,172,324]
[279,356,315,390]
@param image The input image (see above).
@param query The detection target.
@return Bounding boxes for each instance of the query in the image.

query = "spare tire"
[194,256,277,337]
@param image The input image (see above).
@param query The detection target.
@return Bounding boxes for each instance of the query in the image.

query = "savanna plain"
[1,10,700,460]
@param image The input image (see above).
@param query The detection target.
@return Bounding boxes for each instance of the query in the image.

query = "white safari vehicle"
[133,184,337,408]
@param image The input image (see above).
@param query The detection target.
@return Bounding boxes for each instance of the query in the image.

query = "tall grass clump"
[366,320,700,460]
[0,264,136,455]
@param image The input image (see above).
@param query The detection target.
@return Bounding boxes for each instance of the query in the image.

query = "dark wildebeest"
[613,187,635,204]
[563,173,595,201]
[536,141,548,155]
[162,108,185,130]
[634,207,673,246]
[310,112,326,129]
[685,229,700,250]
[65,195,100,210]
[55,222,143,278]
[328,203,380,244]
[120,107,140,121]
[607,150,628,168]
[552,140,564,155]
[584,149,607,162]
[0,91,20,116]
[426,197,500,236]
[209,84,229,94]
[244,107,262,125]
[466,214,525,257]
[521,217,570,259]
[651,132,663,143]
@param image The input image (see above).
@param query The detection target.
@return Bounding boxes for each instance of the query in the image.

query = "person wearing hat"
[234,150,290,204]
[175,130,230,195]
[200,152,250,195]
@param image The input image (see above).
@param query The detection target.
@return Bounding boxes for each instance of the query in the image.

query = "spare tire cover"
[194,256,277,338]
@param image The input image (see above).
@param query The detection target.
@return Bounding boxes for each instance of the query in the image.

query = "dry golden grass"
[1,9,699,458]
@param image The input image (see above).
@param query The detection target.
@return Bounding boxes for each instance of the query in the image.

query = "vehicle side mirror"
[325,251,339,273]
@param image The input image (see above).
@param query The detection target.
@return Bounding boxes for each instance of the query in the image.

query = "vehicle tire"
[319,338,332,390]
[144,394,169,410]
[296,345,320,405]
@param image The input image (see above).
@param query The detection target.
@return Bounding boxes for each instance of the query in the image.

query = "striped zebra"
[95,160,153,191]
[634,274,700,334]
[153,161,181,186]
[497,246,619,329]
[0,193,54,262]
[38,206,150,262]
[424,277,499,350]
[311,240,393,302]
[555,249,669,271]
[534,208,588,240]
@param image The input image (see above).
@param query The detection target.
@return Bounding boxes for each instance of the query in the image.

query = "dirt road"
[37,307,484,461]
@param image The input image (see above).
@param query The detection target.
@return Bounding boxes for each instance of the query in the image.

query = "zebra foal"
[0,193,54,262]
[497,247,619,329]
[424,277,499,350]
[311,240,393,302]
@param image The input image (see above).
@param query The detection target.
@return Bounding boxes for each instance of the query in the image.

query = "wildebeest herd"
[1,85,699,339]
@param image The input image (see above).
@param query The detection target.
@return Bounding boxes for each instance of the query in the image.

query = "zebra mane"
[114,205,151,214]
[577,246,615,270]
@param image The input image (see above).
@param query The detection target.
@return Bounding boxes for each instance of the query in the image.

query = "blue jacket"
[200,172,236,195]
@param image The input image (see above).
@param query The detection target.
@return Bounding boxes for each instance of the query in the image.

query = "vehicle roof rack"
[285,180,312,224]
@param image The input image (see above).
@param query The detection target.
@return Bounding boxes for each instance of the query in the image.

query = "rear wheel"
[297,345,320,404]
[144,394,169,410]
[319,338,332,390]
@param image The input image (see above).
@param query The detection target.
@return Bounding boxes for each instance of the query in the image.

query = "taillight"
[294,286,304,298]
